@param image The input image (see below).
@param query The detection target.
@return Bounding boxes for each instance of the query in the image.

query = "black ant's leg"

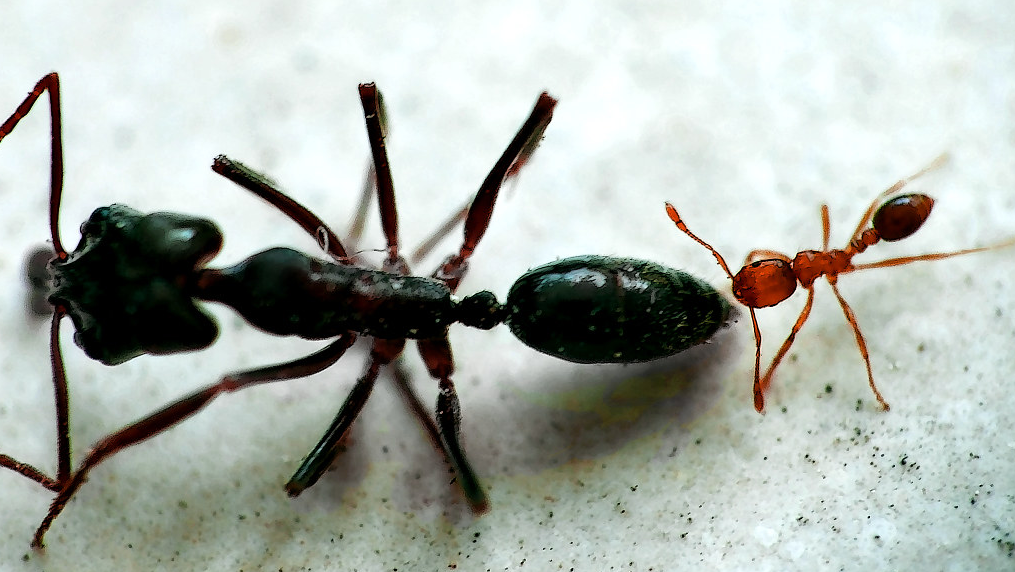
[410,203,469,263]
[30,334,356,549]
[50,309,71,484]
[0,75,73,494]
[417,337,488,512]
[284,338,403,495]
[846,154,949,245]
[1,306,71,492]
[0,73,67,257]
[434,92,556,291]
[387,358,447,467]
[211,156,351,263]
[0,316,69,490]
[359,83,402,266]
[344,160,376,255]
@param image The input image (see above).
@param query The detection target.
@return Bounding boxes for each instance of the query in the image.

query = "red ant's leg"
[827,280,888,411]
[211,156,351,263]
[30,334,356,549]
[743,249,791,265]
[850,237,1015,272]
[846,154,949,244]
[757,286,816,411]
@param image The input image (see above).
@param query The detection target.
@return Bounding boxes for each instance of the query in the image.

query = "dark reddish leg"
[30,334,357,548]
[434,91,556,290]
[0,73,66,256]
[0,74,73,492]
[285,339,402,495]
[286,88,556,511]
[212,156,351,263]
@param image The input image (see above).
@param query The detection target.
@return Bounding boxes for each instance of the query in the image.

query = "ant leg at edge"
[30,335,356,549]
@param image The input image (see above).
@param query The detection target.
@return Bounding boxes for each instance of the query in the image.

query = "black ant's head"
[48,205,224,365]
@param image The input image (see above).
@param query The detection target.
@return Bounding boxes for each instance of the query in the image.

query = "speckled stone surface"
[0,2,1013,570]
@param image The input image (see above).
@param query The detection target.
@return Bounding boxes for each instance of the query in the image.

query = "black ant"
[665,155,1015,413]
[0,74,731,548]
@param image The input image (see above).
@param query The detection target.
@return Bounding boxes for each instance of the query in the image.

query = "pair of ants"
[0,73,1010,548]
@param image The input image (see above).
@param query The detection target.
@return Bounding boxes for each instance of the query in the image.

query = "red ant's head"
[731,259,797,308]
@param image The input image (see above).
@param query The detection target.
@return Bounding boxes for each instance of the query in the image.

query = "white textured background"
[0,1,1013,570]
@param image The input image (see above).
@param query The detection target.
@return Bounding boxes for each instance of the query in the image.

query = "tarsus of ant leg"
[848,154,949,242]
[0,454,58,490]
[829,281,888,411]
[29,335,356,549]
[0,73,66,256]
[211,156,351,263]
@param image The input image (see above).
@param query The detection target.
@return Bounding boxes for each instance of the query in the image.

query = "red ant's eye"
[872,194,934,242]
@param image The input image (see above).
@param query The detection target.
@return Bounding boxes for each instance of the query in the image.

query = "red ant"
[665,155,1015,413]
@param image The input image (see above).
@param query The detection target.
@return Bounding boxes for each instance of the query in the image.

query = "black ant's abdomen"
[198,247,458,340]
[504,256,731,363]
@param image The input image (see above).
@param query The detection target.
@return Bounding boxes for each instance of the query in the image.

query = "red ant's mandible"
[666,155,1015,413]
